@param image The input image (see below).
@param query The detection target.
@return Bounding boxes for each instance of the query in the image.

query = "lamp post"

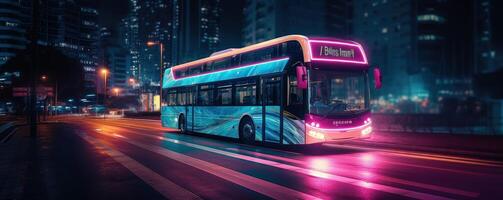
[100,68,108,118]
[147,41,164,111]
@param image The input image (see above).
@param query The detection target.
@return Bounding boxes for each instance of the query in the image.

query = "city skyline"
[1,0,502,114]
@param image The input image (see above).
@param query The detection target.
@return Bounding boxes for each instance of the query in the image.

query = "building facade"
[354,0,477,109]
[80,7,100,93]
[0,0,27,66]
[242,0,352,46]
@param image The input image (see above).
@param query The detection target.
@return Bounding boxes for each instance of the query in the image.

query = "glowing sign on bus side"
[309,40,368,65]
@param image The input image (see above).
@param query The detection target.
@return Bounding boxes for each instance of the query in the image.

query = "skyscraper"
[80,7,100,92]
[137,0,172,88]
[474,0,497,73]
[120,0,223,89]
[0,0,27,66]
[354,0,476,101]
[171,0,222,65]
[242,0,352,46]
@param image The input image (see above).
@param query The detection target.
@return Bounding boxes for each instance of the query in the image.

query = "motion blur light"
[361,126,372,136]
[308,130,325,140]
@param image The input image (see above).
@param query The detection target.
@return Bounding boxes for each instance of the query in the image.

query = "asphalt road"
[34,117,503,199]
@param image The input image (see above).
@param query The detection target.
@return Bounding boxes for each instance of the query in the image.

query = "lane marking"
[325,143,503,167]
[79,121,500,176]
[224,148,479,198]
[89,118,503,167]
[118,131,456,200]
[81,119,480,198]
[1,127,17,143]
[88,129,321,200]
[75,132,201,200]
[85,119,493,176]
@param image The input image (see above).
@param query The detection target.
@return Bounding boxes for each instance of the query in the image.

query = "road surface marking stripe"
[93,122,475,199]
[325,143,503,167]
[75,132,201,200]
[94,119,503,167]
[224,148,479,198]
[122,132,454,200]
[87,120,489,176]
[90,130,322,200]
[81,120,480,198]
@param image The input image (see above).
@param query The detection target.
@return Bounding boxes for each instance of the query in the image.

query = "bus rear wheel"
[239,117,255,144]
[178,115,186,133]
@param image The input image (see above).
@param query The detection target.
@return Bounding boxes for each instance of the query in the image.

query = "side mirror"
[296,65,308,89]
[373,67,382,89]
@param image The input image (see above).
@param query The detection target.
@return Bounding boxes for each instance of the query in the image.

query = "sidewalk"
[0,123,166,200]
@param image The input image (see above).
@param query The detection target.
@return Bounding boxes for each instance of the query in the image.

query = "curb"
[0,122,15,134]
[0,122,17,143]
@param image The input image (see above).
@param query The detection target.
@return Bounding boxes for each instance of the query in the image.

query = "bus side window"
[235,81,257,105]
[216,85,232,105]
[264,77,281,105]
[198,85,214,105]
[168,89,177,106]
[162,88,169,106]
[177,88,186,106]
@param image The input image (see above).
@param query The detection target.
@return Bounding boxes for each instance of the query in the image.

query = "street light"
[147,41,164,110]
[129,77,136,85]
[100,68,109,104]
[113,87,120,96]
[41,75,47,81]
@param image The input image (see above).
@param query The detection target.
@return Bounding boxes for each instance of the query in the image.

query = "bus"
[161,35,382,145]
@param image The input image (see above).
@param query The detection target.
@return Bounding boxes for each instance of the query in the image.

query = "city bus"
[161,35,382,144]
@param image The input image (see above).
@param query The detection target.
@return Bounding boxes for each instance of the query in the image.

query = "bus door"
[186,86,195,132]
[262,76,282,143]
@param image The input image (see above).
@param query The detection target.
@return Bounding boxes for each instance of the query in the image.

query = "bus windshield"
[309,69,369,116]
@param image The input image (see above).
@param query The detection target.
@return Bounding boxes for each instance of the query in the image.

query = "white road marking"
[138,133,456,200]
[90,130,321,200]
[223,148,479,198]
[75,132,201,200]
[324,143,503,167]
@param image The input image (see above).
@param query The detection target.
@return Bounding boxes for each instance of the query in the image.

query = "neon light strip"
[308,39,368,65]
[171,57,290,80]
[306,122,371,132]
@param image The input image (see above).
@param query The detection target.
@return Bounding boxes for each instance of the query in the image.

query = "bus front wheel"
[178,115,186,133]
[239,117,255,144]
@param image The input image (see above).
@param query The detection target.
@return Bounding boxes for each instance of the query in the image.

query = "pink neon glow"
[306,122,371,132]
[308,39,368,64]
[360,154,375,167]
[171,57,290,80]
[309,158,331,172]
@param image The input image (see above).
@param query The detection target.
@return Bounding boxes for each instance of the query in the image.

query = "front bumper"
[306,123,372,144]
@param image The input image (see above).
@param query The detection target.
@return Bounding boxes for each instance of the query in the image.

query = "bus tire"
[178,114,186,133]
[239,117,255,144]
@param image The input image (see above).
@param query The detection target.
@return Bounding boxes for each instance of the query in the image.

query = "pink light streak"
[306,122,371,132]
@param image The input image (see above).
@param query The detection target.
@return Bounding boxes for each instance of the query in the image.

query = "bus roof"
[171,35,311,70]
[170,35,367,72]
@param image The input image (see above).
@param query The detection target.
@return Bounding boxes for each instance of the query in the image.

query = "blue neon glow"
[163,58,290,88]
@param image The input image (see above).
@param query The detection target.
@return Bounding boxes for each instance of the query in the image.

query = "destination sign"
[309,40,367,64]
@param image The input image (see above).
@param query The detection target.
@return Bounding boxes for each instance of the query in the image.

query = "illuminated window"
[418,34,441,41]
[417,14,444,22]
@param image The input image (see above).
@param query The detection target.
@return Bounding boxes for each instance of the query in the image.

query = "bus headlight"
[361,126,372,136]
[308,130,325,140]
